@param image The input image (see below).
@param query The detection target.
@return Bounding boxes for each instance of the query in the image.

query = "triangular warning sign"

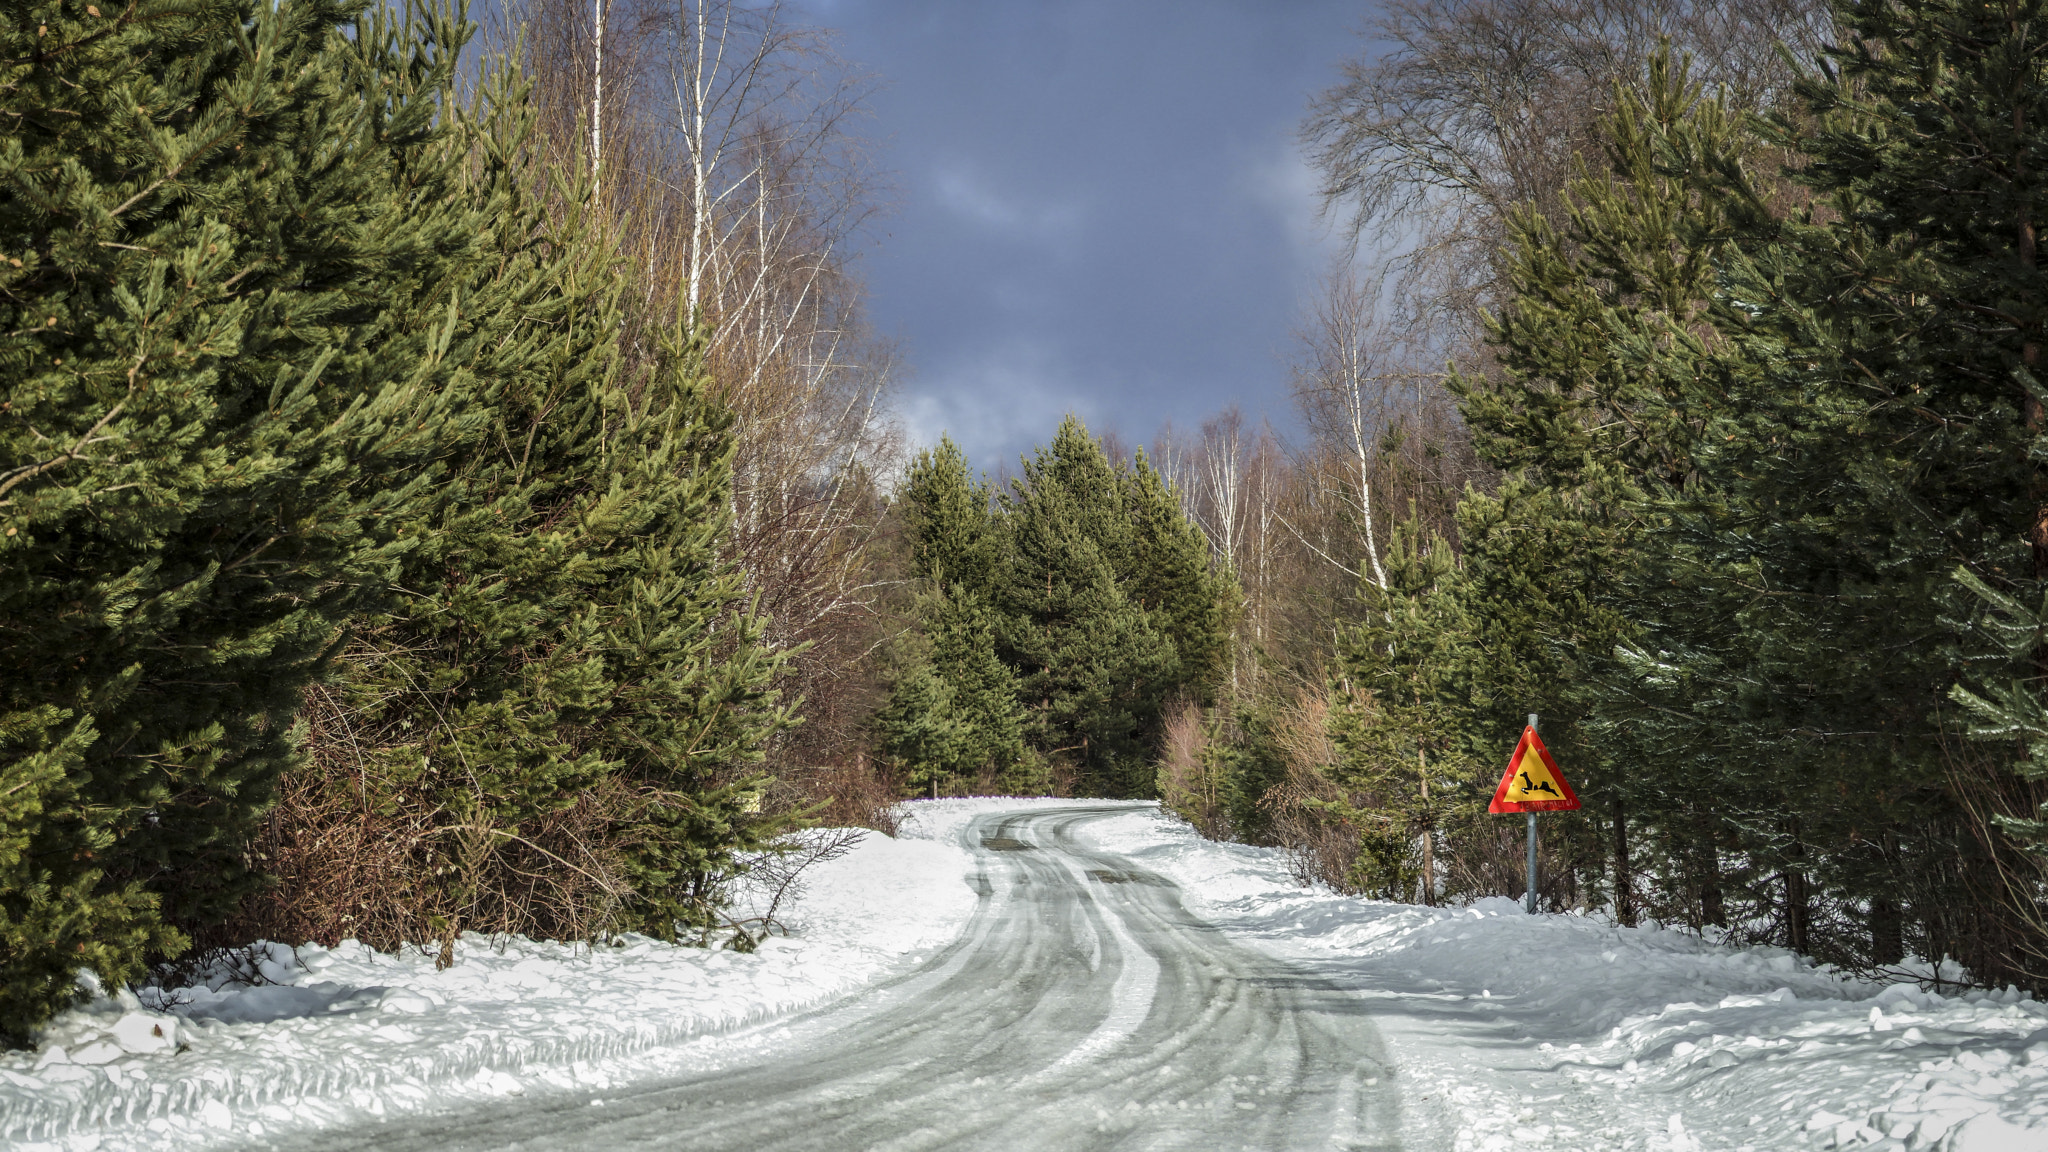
[1489,725,1581,813]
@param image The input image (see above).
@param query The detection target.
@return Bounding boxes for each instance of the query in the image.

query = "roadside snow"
[0,829,976,1151]
[13,796,2043,1151]
[1076,804,2048,1152]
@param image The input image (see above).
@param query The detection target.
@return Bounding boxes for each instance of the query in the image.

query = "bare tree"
[488,0,903,804]
[1303,0,1832,357]
[1287,265,1466,594]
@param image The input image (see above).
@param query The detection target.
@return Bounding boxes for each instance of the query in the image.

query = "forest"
[7,0,2048,1047]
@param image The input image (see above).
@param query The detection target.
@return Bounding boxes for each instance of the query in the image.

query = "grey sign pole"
[1525,712,1540,915]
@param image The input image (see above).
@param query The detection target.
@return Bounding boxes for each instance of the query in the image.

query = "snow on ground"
[10,795,2045,1152]
[0,830,976,1152]
[1073,804,2048,1152]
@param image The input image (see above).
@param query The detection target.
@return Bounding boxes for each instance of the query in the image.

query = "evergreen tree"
[1329,517,1477,901]
[598,326,798,941]
[874,663,973,797]
[0,0,478,1040]
[900,437,1001,591]
[1655,0,2048,967]
[1124,450,1233,705]
[876,588,1032,795]
[1447,49,1742,920]
[998,418,1176,796]
[879,437,1031,794]
[1463,13,2048,971]
[290,46,798,946]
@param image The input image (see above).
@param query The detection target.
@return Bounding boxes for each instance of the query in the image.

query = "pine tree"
[998,418,1176,796]
[1124,449,1234,705]
[1471,14,2048,970]
[0,0,478,1040]
[1447,49,1743,920]
[1328,517,1476,901]
[1662,0,2048,967]
[874,663,973,797]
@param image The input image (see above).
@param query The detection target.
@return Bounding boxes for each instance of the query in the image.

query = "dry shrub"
[1438,814,1580,912]
[203,685,637,956]
[1256,689,1370,892]
[1044,756,1080,798]
[779,753,902,837]
[223,689,898,958]
[1939,735,2048,992]
[1156,699,1233,839]
[723,826,867,949]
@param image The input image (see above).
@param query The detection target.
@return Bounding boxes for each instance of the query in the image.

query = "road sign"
[1489,725,1581,813]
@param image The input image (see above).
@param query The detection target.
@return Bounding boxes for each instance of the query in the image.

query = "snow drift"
[0,831,976,1151]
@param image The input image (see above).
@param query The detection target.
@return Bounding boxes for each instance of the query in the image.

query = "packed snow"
[1063,802,2048,1152]
[9,797,2048,1151]
[0,830,977,1151]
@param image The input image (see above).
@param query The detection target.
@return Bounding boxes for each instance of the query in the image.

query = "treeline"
[877,421,1235,800]
[0,0,890,1044]
[1152,0,2048,990]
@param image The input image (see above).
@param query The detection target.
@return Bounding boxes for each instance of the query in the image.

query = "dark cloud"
[804,0,1371,473]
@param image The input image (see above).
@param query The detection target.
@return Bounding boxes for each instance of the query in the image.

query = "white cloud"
[895,341,1101,481]
[930,162,1087,241]
[1236,143,1348,275]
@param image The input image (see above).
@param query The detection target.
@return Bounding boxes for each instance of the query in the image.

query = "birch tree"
[486,0,904,792]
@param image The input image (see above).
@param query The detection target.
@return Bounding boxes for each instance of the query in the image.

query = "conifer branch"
[0,394,130,502]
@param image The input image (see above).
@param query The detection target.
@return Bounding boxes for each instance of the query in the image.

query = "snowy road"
[281,804,1407,1152]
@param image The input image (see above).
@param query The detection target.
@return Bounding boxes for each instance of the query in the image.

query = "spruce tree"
[312,55,647,948]
[1,0,477,1040]
[998,418,1176,796]
[598,326,798,941]
[1329,517,1476,901]
[879,437,1031,794]
[1124,449,1234,705]
[876,588,1031,795]
[303,47,797,944]
[1467,15,2048,969]
[900,437,1001,591]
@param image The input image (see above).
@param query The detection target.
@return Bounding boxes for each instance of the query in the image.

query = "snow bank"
[0,830,976,1151]
[1080,805,2048,1152]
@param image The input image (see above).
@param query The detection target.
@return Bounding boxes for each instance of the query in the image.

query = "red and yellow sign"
[1489,725,1581,813]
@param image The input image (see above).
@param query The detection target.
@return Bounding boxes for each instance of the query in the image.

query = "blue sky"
[802,1,1373,474]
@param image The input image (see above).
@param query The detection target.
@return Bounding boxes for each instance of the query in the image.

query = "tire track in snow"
[277,805,1408,1152]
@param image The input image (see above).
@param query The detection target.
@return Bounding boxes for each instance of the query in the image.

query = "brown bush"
[1156,699,1233,840]
[200,684,637,957]
[779,753,903,837]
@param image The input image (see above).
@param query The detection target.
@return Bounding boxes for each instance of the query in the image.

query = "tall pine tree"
[0,0,480,1040]
[877,438,1032,795]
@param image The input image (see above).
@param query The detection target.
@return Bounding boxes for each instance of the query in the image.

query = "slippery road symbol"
[1489,725,1582,813]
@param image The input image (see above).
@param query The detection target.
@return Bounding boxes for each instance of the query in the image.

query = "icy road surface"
[281,804,1405,1152]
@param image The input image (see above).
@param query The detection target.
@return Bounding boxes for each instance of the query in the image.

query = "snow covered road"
[15,798,2047,1150]
[277,803,1405,1152]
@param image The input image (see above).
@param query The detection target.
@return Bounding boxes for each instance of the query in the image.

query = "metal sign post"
[1525,714,1539,914]
[1488,711,1581,916]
